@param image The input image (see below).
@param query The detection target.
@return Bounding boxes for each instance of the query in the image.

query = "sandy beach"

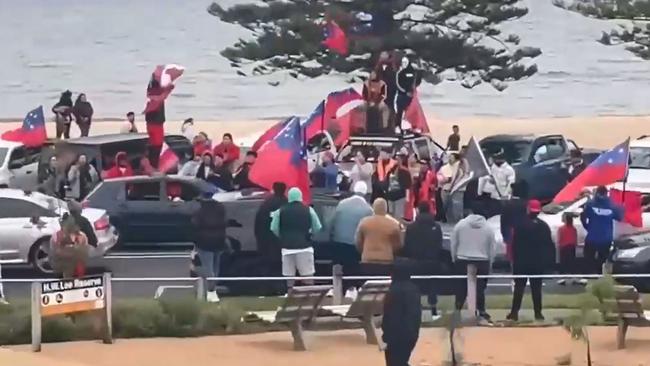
[0,115,648,150]
[4,327,650,366]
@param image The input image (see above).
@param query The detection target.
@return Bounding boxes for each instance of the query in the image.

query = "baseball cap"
[527,199,542,213]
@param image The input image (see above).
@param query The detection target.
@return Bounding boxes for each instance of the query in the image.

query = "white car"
[0,140,41,191]
[488,190,650,262]
[0,189,118,273]
[627,136,650,190]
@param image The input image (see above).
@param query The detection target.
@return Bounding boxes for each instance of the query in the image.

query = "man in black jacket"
[506,200,555,322]
[254,182,287,269]
[382,258,421,366]
[402,202,442,314]
[68,200,97,247]
[192,198,227,303]
[500,181,529,263]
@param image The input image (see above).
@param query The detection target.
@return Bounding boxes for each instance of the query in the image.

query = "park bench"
[252,285,332,351]
[605,285,650,349]
[324,280,391,345]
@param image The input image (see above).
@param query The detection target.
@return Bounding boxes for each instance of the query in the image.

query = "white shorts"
[282,251,315,277]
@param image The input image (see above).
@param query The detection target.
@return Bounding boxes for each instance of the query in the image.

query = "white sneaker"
[557,279,566,286]
[577,279,588,286]
[344,288,358,301]
[326,289,334,297]
[206,291,220,303]
[0,298,8,305]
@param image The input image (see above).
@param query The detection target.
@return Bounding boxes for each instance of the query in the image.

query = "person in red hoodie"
[102,151,134,179]
[212,133,240,168]
[557,212,578,285]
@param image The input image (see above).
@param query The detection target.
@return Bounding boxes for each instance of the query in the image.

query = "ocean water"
[0,0,649,120]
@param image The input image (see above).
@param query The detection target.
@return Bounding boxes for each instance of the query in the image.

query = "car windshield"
[629,146,650,169]
[0,148,7,167]
[481,140,531,164]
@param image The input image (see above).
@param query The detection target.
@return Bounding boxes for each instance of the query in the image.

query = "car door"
[528,137,568,201]
[121,180,178,244]
[6,146,32,189]
[164,179,201,242]
[0,198,54,263]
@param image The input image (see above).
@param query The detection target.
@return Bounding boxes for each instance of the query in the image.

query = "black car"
[479,134,601,202]
[612,231,650,292]
[38,133,193,181]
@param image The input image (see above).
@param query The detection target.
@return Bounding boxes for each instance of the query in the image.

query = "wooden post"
[362,309,379,345]
[195,277,207,301]
[102,273,113,344]
[466,263,478,321]
[31,282,42,352]
[332,264,343,305]
[290,320,307,351]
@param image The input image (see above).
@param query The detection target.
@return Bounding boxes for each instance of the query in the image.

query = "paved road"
[1,250,588,301]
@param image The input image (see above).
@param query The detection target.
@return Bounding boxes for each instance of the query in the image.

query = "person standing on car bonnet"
[270,187,322,291]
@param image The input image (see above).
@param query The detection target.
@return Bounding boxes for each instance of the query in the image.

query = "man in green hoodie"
[270,187,322,289]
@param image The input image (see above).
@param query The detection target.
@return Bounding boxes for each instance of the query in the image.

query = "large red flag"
[610,189,643,227]
[251,117,296,152]
[322,20,348,56]
[2,106,46,147]
[553,139,630,203]
[249,118,311,203]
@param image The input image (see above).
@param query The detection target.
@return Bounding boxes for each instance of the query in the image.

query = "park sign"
[32,273,113,352]
[40,276,105,316]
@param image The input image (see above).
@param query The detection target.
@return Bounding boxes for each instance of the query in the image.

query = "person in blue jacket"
[580,186,623,274]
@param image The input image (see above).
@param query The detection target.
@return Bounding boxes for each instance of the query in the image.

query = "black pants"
[385,342,415,366]
[148,145,162,169]
[57,122,71,139]
[584,243,611,274]
[361,262,393,277]
[394,93,412,134]
[330,242,361,289]
[454,260,489,313]
[510,277,543,316]
[559,246,576,275]
[77,121,91,137]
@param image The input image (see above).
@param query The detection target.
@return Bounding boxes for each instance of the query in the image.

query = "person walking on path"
[506,200,555,322]
[121,111,138,133]
[67,154,98,200]
[382,258,421,366]
[72,93,94,137]
[401,202,443,315]
[557,212,578,285]
[580,185,623,274]
[270,187,322,290]
[192,196,227,303]
[330,181,373,295]
[213,133,241,168]
[450,204,496,322]
[356,198,402,276]
[446,125,461,151]
[254,182,287,270]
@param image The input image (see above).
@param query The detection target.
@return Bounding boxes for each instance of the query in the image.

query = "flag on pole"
[322,20,348,55]
[158,142,179,174]
[451,136,489,193]
[1,106,46,147]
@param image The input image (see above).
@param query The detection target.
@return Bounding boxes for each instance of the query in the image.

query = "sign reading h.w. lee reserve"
[40,276,105,316]
[32,274,113,352]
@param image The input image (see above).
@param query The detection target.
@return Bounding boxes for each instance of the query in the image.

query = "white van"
[0,140,41,191]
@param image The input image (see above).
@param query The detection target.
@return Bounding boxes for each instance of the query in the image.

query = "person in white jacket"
[478,150,516,216]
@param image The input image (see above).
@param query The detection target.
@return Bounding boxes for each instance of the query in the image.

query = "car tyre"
[29,237,54,275]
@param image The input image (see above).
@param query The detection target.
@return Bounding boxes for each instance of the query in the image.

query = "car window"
[481,140,530,164]
[8,146,26,167]
[630,146,650,169]
[0,198,56,218]
[167,181,200,201]
[0,148,7,168]
[86,181,124,204]
[24,147,41,164]
[337,142,394,163]
[412,138,431,160]
[532,138,566,164]
[126,182,161,201]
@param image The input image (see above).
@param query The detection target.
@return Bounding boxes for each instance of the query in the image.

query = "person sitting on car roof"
[196,151,233,191]
[102,151,134,179]
[233,151,258,190]
[213,133,240,168]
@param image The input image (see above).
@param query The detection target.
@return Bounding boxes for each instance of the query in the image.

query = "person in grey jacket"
[330,181,373,292]
[450,204,496,322]
[67,155,98,200]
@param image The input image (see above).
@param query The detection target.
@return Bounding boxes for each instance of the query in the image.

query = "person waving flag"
[553,139,630,203]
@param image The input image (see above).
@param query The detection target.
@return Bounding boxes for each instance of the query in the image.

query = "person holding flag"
[581,186,623,275]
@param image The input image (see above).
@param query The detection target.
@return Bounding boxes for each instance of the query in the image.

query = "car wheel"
[29,238,54,274]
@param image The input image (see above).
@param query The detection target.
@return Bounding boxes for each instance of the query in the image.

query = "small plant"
[587,274,616,320]
[562,287,605,366]
[439,310,464,366]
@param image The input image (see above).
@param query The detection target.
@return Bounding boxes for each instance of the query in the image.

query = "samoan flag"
[251,116,299,152]
[553,139,630,203]
[249,117,311,203]
[303,88,363,146]
[322,20,348,55]
[1,106,46,147]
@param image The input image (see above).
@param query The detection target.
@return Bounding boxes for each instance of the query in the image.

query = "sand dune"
[0,115,648,149]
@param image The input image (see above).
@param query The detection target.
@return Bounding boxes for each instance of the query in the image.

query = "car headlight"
[616,246,646,259]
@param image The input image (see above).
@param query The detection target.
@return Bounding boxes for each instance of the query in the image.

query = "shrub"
[198,303,244,334]
[113,300,170,338]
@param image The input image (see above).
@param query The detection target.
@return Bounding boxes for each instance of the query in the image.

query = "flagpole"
[320,99,325,132]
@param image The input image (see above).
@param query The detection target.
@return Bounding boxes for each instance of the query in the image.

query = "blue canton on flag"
[275,117,306,166]
[23,106,45,131]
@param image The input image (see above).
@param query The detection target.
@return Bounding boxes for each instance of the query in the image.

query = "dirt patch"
[7,327,650,366]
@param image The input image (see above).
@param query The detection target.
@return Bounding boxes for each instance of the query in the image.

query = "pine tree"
[553,0,650,60]
[208,0,541,91]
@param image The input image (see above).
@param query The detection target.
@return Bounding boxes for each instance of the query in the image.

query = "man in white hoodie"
[450,204,496,322]
[478,149,515,217]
